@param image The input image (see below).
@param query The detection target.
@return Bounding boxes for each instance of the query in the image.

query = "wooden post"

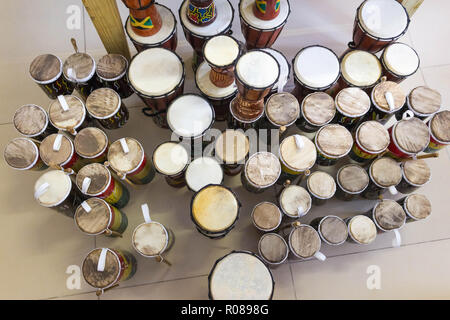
[398,0,424,17]
[82,0,131,61]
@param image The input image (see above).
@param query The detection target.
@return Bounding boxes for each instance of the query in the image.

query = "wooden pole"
[82,0,131,61]
[398,0,424,17]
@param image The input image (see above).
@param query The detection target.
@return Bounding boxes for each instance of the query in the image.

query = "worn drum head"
[75,198,111,235]
[252,202,282,231]
[186,157,223,192]
[341,50,381,87]
[430,111,450,143]
[307,171,336,200]
[214,130,249,164]
[108,138,144,174]
[240,0,290,29]
[133,222,168,257]
[76,163,110,196]
[402,159,431,186]
[97,54,128,80]
[192,185,239,233]
[383,43,419,77]
[153,142,189,176]
[372,81,406,112]
[34,170,72,207]
[348,215,377,244]
[373,200,406,231]
[4,138,38,170]
[204,35,240,67]
[280,185,312,218]
[245,152,281,188]
[236,50,280,89]
[63,53,95,82]
[258,233,288,264]
[335,87,370,117]
[13,104,48,137]
[82,248,120,289]
[280,135,316,172]
[196,62,237,99]
[357,121,390,153]
[289,225,321,259]
[29,54,62,84]
[394,117,430,154]
[40,134,73,167]
[302,92,336,126]
[371,157,402,188]
[266,93,300,127]
[319,216,348,245]
[316,124,353,158]
[86,88,121,119]
[48,95,85,131]
[408,86,441,116]
[74,127,108,158]
[405,194,432,220]
[338,164,369,194]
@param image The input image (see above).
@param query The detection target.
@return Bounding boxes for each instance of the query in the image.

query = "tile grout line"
[288,263,299,300]
[408,32,428,86]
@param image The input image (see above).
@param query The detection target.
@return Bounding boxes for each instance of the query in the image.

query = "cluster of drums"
[4,0,450,300]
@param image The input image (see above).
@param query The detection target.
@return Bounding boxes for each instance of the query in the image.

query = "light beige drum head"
[316,124,353,157]
[430,111,450,143]
[30,54,62,83]
[290,225,321,258]
[280,135,316,172]
[383,43,419,77]
[357,121,390,153]
[76,163,110,195]
[63,53,95,82]
[372,81,406,112]
[40,134,73,167]
[108,138,143,174]
[408,86,441,116]
[320,216,348,245]
[252,202,282,231]
[341,50,381,87]
[259,233,288,263]
[75,198,110,234]
[236,50,279,89]
[4,138,38,169]
[204,35,239,67]
[265,93,300,126]
[215,130,249,164]
[185,157,224,192]
[153,142,188,176]
[374,200,406,230]
[97,54,127,80]
[307,171,336,199]
[403,160,430,186]
[82,248,119,289]
[192,185,239,233]
[302,92,336,126]
[13,104,48,137]
[86,88,121,119]
[336,87,370,117]
[395,117,430,154]
[74,127,108,158]
[406,194,432,220]
[280,185,311,218]
[48,95,85,131]
[371,157,402,187]
[133,222,168,256]
[348,215,377,244]
[245,152,281,188]
[34,170,72,207]
[338,164,369,193]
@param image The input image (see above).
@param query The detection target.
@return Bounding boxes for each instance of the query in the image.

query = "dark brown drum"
[13,104,57,141]
[86,88,129,130]
[96,54,134,99]
[63,52,100,99]
[121,0,162,37]
[4,138,48,171]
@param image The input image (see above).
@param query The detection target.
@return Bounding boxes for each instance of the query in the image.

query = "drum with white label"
[381,42,420,83]
[40,134,84,172]
[48,95,92,135]
[396,86,441,121]
[366,79,406,124]
[278,185,312,220]
[278,134,316,183]
[63,52,100,99]
[362,157,402,200]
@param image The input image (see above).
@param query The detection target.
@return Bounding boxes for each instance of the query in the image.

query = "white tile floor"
[0,0,449,300]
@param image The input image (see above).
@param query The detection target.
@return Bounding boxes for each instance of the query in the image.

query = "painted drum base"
[126,154,156,185]
[102,179,131,209]
[108,205,129,236]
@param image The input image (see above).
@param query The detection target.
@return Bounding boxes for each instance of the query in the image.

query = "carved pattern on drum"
[188,2,216,25]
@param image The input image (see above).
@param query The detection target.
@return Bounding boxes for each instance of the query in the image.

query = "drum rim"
[194,61,238,100]
[207,250,274,300]
[279,185,312,219]
[29,54,63,85]
[317,215,348,246]
[372,199,406,232]
[262,48,291,91]
[238,0,291,32]
[35,170,73,207]
[63,52,97,84]
[96,53,129,82]
[400,160,431,188]
[355,120,390,154]
[251,201,282,232]
[390,119,430,156]
[258,232,289,265]
[336,163,369,195]
[306,171,337,200]
[48,95,87,133]
[74,127,109,159]
[82,247,122,290]
[381,42,420,79]
[340,50,382,89]
[202,34,241,69]
[74,197,113,236]
[244,151,281,189]
[186,157,224,193]
[335,87,371,119]
[132,221,170,258]
[406,90,440,118]
[314,124,353,159]
[369,157,402,189]
[152,140,189,177]
[4,137,40,170]
[13,104,50,138]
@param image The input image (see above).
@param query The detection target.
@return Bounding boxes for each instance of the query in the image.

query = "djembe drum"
[362,157,402,200]
[96,54,134,99]
[74,127,109,165]
[214,129,250,176]
[241,151,281,193]
[397,160,431,194]
[48,95,91,136]
[366,79,406,124]
[423,110,450,153]
[4,138,47,172]
[258,233,289,268]
[152,141,189,188]
[63,52,100,99]
[251,202,282,232]
[13,104,57,141]
[285,223,326,261]
[310,216,348,246]
[335,164,370,201]
[397,194,432,222]
[121,0,162,37]
[348,121,390,164]
[339,50,382,93]
[334,87,371,130]
[296,92,336,138]
[185,157,224,192]
[261,48,290,95]
[381,42,420,83]
[40,134,84,172]
[278,185,312,220]
[396,86,441,121]
[86,88,129,130]
[306,171,336,206]
[345,215,377,245]
[314,124,353,166]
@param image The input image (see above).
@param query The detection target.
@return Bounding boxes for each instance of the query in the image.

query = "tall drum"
[339,50,382,92]
[278,134,316,183]
[397,159,431,194]
[381,42,420,83]
[258,233,289,268]
[335,164,369,201]
[251,202,282,232]
[314,124,353,166]
[334,87,371,130]
[121,0,162,36]
[348,121,390,163]
[367,80,406,124]
[261,48,290,95]
[86,88,129,130]
[362,157,402,200]
[346,215,377,245]
[296,92,336,137]
[40,134,84,172]
[263,93,300,143]
[96,54,134,99]
[397,86,441,121]
[48,95,90,135]
[13,104,57,141]
[74,127,109,164]
[278,185,312,219]
[424,110,450,153]
[4,138,47,172]
[398,194,432,222]
[307,171,336,206]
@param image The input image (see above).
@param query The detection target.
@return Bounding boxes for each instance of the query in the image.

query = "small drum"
[185,157,224,192]
[132,221,174,258]
[4,138,47,171]
[96,54,134,99]
[191,184,240,239]
[40,134,84,172]
[310,216,348,246]
[82,248,137,296]
[261,48,290,95]
[227,97,265,130]
[263,93,300,138]
[348,121,390,163]
[350,0,410,53]
[29,54,73,99]
[334,87,370,130]
[251,201,282,232]
[76,163,130,209]
[48,95,90,135]
[286,223,326,261]
[339,50,382,91]
[345,215,377,245]
[152,141,189,188]
[63,52,100,99]
[128,48,185,128]
[125,3,178,53]
[278,134,316,183]
[122,0,162,36]
[13,104,57,141]
[307,171,336,206]
[292,46,340,102]
[208,251,274,300]
[107,137,155,185]
[239,0,291,49]
[241,151,281,193]
[258,233,289,267]
[335,164,369,201]
[367,80,406,124]
[278,185,312,219]
[396,86,441,121]
[214,129,250,176]
[381,42,420,83]
[34,170,83,217]
[398,194,432,222]
[314,124,353,166]
[86,88,129,130]
[362,157,402,200]
[424,110,450,153]
[186,0,217,26]
[74,127,109,164]
[296,92,336,136]
[368,199,406,236]
[75,198,128,237]
[387,116,430,159]
[397,159,431,194]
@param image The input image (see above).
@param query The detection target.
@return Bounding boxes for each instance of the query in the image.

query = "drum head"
[252,202,282,231]
[316,124,353,158]
[372,81,406,112]
[76,163,110,195]
[75,198,111,234]
[236,50,280,89]
[48,95,85,131]
[40,134,73,167]
[86,88,121,119]
[335,87,370,117]
[406,194,432,220]
[63,53,95,82]
[383,43,419,77]
[280,135,316,172]
[153,142,189,176]
[430,111,450,143]
[319,216,348,245]
[280,185,311,218]
[196,62,237,99]
[74,127,108,158]
[204,35,240,67]
[186,157,223,192]
[258,233,288,263]
[4,138,38,169]
[337,164,369,194]
[265,92,300,127]
[289,225,321,258]
[374,200,406,231]
[29,54,62,83]
[341,50,381,87]
[357,121,390,153]
[240,0,290,30]
[394,117,429,154]
[371,157,402,188]
[302,92,336,126]
[82,248,120,289]
[408,86,441,116]
[245,152,281,188]
[348,215,377,244]
[307,171,336,200]
[403,160,430,186]
[108,138,144,174]
[133,222,168,256]
[97,54,128,80]
[13,104,48,137]
[34,170,72,207]
[214,130,249,164]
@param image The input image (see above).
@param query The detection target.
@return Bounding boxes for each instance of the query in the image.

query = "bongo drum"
[381,42,420,83]
[307,171,336,206]
[185,157,224,192]
[208,251,274,300]
[339,50,382,91]
[368,200,406,245]
[348,121,390,163]
[29,54,73,99]
[96,54,134,99]
[63,52,100,99]
[107,137,155,185]
[82,248,137,296]
[278,185,312,219]
[314,124,353,166]
[362,157,402,200]
[292,46,340,102]
[424,110,450,153]
[239,0,291,50]
[75,198,128,237]
[125,3,178,52]
[278,134,316,183]
[398,194,432,222]
[40,134,84,172]
[397,159,431,194]
[334,87,371,130]
[13,104,57,141]
[335,164,369,201]
[286,223,326,261]
[261,48,290,95]
[345,215,377,245]
[34,170,83,217]
[350,0,410,53]
[48,95,90,135]
[214,130,250,176]
[310,216,348,246]
[76,163,130,209]
[187,0,217,26]
[296,92,336,136]
[241,151,281,193]
[387,115,430,159]
[258,233,289,268]
[367,79,406,124]
[263,93,300,141]
[191,185,240,239]
[121,0,162,37]
[152,141,189,188]
[227,96,265,130]
[397,86,441,121]
[251,202,282,232]
[128,48,185,128]
[86,88,129,130]
[4,138,47,171]
[74,127,109,164]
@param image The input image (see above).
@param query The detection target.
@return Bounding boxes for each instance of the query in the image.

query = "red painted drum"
[253,0,282,21]
[40,133,84,172]
[121,0,162,37]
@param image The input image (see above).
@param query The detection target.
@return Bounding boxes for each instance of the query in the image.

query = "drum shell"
[187,0,217,26]
[227,100,264,130]
[239,13,287,50]
[380,52,419,84]
[90,102,129,131]
[198,92,236,122]
[348,134,384,164]
[65,75,101,100]
[235,77,275,102]
[44,181,84,218]
[33,73,75,100]
[385,124,426,160]
[292,77,340,105]
[83,175,130,209]
[96,72,134,99]
[123,153,156,185]
[397,196,431,223]
[16,120,58,142]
